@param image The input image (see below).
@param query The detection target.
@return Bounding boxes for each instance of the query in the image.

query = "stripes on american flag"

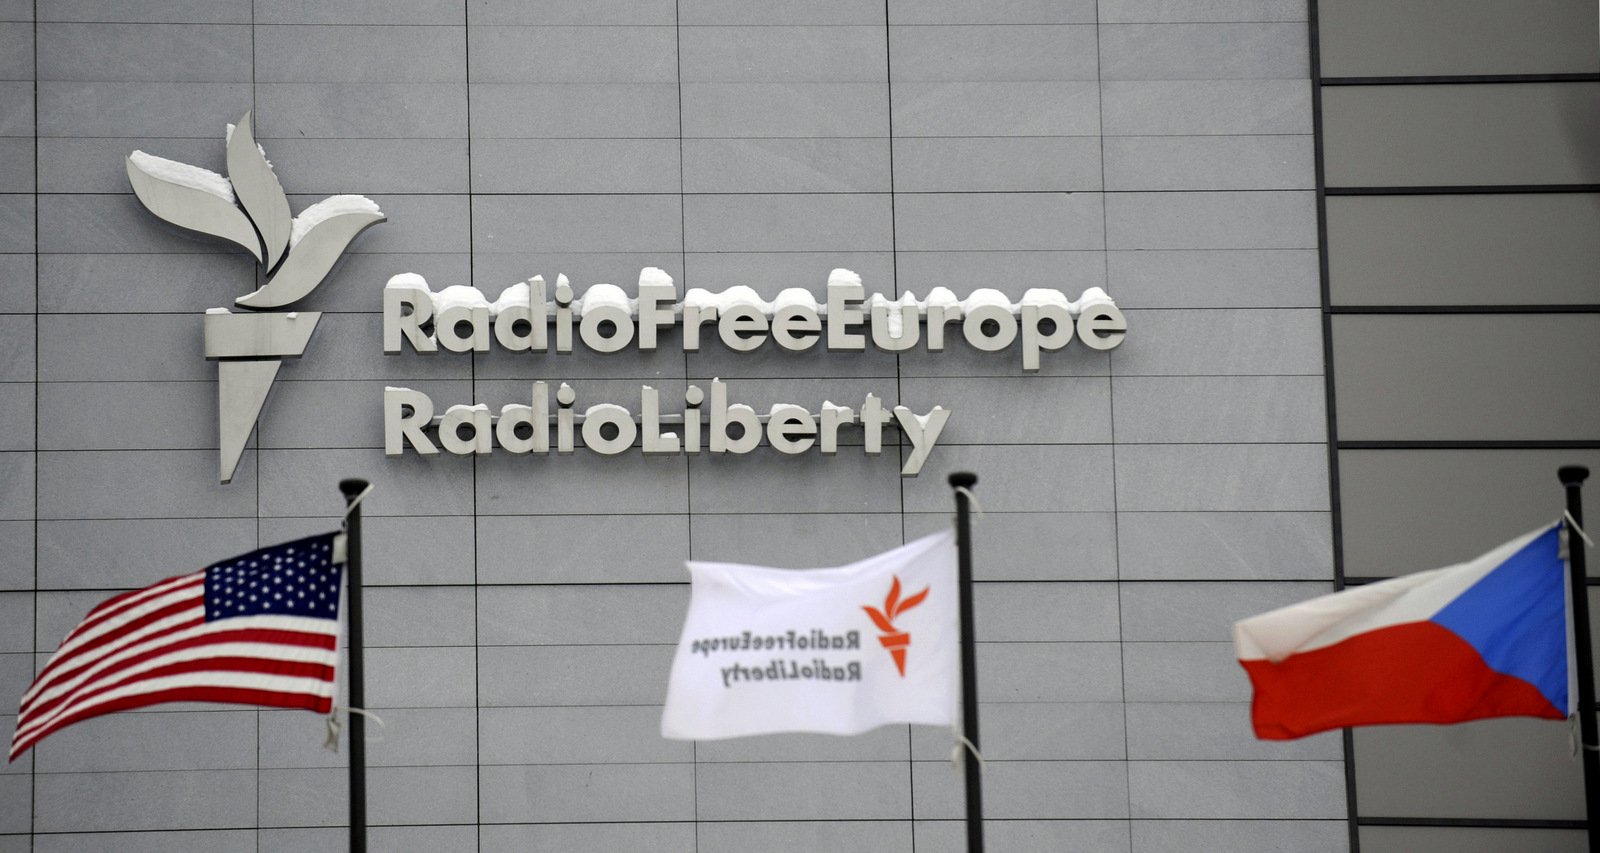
[9,532,344,761]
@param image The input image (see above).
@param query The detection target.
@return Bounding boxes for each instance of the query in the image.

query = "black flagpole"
[949,472,984,853]
[1560,466,1598,853]
[340,479,369,853]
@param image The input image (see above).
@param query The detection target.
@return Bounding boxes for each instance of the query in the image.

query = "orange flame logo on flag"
[863,575,929,677]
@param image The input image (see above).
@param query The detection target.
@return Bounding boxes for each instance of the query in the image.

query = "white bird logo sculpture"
[127,112,386,484]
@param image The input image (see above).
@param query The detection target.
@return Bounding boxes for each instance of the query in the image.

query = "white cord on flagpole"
[1566,511,1596,759]
[325,489,372,749]
[953,486,984,522]
[341,482,376,527]
[1565,510,1594,549]
[323,706,387,753]
[950,728,986,773]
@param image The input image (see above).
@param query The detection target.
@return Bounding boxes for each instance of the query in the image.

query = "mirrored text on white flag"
[661,530,960,740]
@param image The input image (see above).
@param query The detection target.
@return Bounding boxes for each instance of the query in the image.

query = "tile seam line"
[29,0,38,837]
[457,1,485,840]
[1094,3,1139,827]
[16,134,1322,139]
[250,6,262,839]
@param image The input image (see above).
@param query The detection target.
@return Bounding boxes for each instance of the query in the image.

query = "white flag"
[661,530,960,740]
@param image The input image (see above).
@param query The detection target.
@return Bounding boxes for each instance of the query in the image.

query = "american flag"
[9,532,344,761]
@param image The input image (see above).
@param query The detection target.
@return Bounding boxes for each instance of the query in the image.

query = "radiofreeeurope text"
[381,267,1126,476]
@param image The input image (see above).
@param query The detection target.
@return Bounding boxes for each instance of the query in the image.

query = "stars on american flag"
[204,535,341,622]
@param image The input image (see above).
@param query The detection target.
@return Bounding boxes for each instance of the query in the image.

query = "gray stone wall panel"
[0,195,34,254]
[1103,135,1315,191]
[30,710,257,772]
[479,705,691,765]
[1132,819,1348,853]
[37,518,257,588]
[38,449,253,519]
[0,82,33,135]
[37,82,254,138]
[916,819,1132,853]
[887,0,1097,25]
[477,513,689,584]
[477,584,687,646]
[1123,641,1251,702]
[912,760,1131,819]
[1113,375,1327,443]
[892,137,1103,192]
[1127,760,1347,819]
[255,25,464,84]
[695,761,910,820]
[38,252,254,313]
[1117,511,1333,580]
[478,823,697,852]
[1099,22,1309,80]
[0,383,33,450]
[0,254,35,313]
[470,26,677,84]
[0,138,31,193]
[699,822,912,853]
[1101,79,1312,135]
[1114,443,1331,512]
[681,25,887,83]
[0,521,34,590]
[1353,718,1585,820]
[478,763,695,822]
[902,511,1119,580]
[257,0,459,25]
[475,138,681,194]
[32,828,256,852]
[890,25,1100,81]
[681,138,889,194]
[909,701,1128,761]
[891,80,1101,136]
[32,769,257,832]
[1107,248,1320,309]
[37,1,249,23]
[0,592,30,652]
[36,23,250,82]
[1359,825,1589,853]
[1101,0,1307,23]
[471,83,680,139]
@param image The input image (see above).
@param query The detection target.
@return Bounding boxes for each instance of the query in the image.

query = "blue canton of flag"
[207,536,343,621]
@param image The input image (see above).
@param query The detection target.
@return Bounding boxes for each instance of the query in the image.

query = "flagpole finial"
[948,472,977,489]
[1560,466,1590,486]
[340,478,370,497]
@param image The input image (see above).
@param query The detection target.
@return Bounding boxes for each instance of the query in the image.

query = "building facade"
[1318,2,1600,851]
[0,1,1594,851]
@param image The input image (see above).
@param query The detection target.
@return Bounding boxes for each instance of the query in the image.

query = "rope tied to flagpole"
[323,706,387,753]
[1565,508,1597,759]
[1569,715,1600,759]
[951,727,986,773]
[341,482,376,527]
[329,484,374,564]
[953,486,983,522]
[325,480,377,756]
[1564,510,1594,551]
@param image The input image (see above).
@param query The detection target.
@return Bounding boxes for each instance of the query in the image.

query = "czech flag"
[1233,523,1571,740]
